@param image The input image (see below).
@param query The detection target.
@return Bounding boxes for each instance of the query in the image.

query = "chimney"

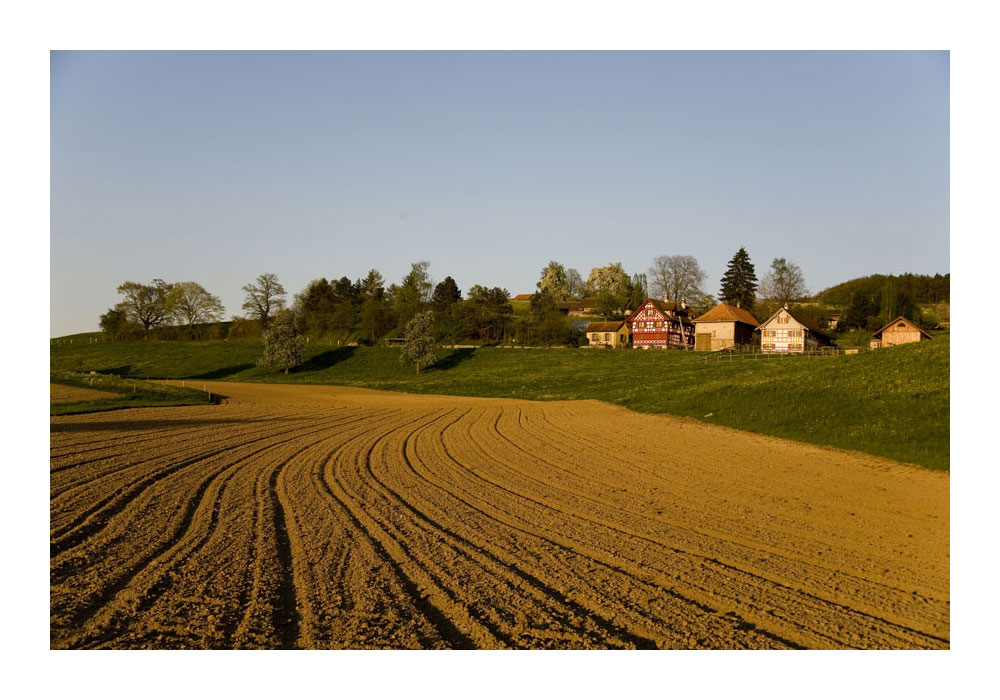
[662,292,670,304]
[680,297,687,310]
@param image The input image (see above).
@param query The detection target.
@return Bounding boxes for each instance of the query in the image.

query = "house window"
[897,322,906,328]
[604,333,611,342]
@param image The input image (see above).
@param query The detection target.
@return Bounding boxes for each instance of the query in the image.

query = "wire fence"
[702,346,868,363]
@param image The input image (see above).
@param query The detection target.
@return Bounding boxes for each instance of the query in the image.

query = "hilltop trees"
[391,261,433,328]
[242,273,286,329]
[758,257,808,304]
[258,309,305,374]
[400,311,437,374]
[168,282,225,329]
[115,279,174,331]
[648,255,706,304]
[538,261,570,299]
[719,247,758,310]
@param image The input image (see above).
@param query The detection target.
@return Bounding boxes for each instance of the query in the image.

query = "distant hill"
[815,273,950,307]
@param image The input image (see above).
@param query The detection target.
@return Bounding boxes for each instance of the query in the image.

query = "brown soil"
[50,381,949,649]
[50,383,119,403]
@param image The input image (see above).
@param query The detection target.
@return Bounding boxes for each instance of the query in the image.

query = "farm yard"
[50,382,949,650]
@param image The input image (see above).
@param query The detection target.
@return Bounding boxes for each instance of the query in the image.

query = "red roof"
[692,303,760,327]
[513,294,534,301]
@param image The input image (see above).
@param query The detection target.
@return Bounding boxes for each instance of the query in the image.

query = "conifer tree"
[719,247,758,309]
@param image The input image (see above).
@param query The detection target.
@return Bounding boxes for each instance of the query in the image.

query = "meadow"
[50,334,949,470]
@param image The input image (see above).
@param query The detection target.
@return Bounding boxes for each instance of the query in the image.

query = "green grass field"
[50,336,949,470]
[50,370,215,416]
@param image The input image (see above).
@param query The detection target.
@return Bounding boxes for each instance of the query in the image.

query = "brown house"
[870,316,933,349]
[691,303,760,351]
[584,321,629,348]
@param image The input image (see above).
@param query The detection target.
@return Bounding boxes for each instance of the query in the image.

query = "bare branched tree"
[242,273,287,329]
[758,257,808,303]
[648,255,706,304]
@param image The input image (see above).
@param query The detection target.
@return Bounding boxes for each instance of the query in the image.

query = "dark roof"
[585,321,627,333]
[872,316,934,339]
[692,303,760,327]
[756,306,832,340]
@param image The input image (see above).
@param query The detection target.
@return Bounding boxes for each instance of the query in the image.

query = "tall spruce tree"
[719,247,758,309]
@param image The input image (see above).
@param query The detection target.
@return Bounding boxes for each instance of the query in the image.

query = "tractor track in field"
[51,381,949,649]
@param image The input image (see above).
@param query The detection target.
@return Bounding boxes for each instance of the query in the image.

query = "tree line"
[98,250,948,347]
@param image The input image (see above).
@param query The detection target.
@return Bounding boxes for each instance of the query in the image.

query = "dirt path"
[50,381,949,649]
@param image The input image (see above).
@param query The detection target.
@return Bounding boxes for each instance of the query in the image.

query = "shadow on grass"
[192,364,255,379]
[97,365,133,376]
[292,347,356,373]
[430,347,476,372]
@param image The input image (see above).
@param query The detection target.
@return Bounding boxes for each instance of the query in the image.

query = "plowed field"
[50,383,118,403]
[50,382,949,649]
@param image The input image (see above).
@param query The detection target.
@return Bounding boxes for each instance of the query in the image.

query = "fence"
[702,346,867,363]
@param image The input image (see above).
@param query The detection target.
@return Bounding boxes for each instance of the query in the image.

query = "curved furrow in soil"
[425,405,800,649]
[277,409,455,649]
[49,406,295,480]
[396,406,767,649]
[316,407,503,649]
[49,411,350,553]
[233,407,409,649]
[49,413,353,600]
[51,410,366,649]
[458,404,946,648]
[293,411,460,649]
[49,410,324,519]
[358,407,658,649]
[508,404,950,635]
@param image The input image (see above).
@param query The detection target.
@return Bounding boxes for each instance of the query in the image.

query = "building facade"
[584,321,629,348]
[691,303,760,351]
[626,298,695,350]
[756,304,828,353]
[870,316,933,349]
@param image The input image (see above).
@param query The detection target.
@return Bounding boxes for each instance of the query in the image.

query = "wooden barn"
[756,304,830,354]
[691,302,760,352]
[584,321,630,348]
[870,316,933,349]
[626,298,695,350]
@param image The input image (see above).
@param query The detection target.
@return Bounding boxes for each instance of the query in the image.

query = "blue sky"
[50,50,949,336]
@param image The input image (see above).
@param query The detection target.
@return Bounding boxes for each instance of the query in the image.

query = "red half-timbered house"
[626,298,695,350]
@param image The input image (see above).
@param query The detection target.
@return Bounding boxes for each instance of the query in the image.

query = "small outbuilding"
[756,304,831,354]
[691,302,760,352]
[870,316,933,349]
[585,321,629,348]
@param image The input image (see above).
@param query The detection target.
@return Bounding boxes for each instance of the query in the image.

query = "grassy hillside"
[50,370,214,415]
[50,337,949,470]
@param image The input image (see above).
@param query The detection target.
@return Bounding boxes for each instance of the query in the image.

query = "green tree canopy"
[719,247,758,310]
[400,310,437,374]
[257,309,305,374]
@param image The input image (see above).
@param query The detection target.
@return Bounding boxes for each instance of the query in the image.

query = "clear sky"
[50,50,949,336]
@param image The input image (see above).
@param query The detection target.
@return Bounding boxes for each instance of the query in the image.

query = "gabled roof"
[692,302,760,327]
[512,293,534,301]
[872,316,934,340]
[626,299,694,326]
[585,321,627,333]
[756,305,831,340]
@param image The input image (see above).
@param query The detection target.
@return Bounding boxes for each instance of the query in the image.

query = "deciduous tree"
[400,310,437,374]
[257,309,305,374]
[168,281,225,329]
[537,261,569,300]
[242,273,286,329]
[758,257,808,303]
[116,279,174,331]
[648,255,706,304]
